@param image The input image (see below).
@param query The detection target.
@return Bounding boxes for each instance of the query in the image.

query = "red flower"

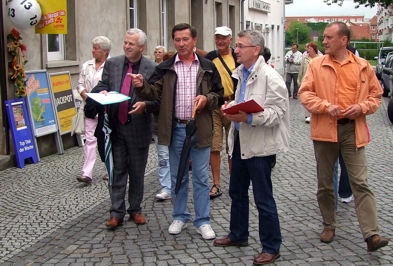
[21,44,27,51]
[10,28,21,39]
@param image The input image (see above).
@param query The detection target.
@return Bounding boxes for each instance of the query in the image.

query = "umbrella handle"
[192,101,198,119]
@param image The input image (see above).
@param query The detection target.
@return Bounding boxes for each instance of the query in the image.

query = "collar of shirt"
[174,53,198,65]
[125,57,141,68]
[241,62,255,81]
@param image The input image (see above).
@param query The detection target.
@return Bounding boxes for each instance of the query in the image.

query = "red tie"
[118,62,133,124]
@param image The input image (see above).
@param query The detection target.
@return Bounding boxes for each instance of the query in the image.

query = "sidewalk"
[0,98,392,265]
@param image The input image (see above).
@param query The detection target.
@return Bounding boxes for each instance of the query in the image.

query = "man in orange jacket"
[298,22,389,252]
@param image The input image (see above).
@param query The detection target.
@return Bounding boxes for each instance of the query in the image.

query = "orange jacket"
[298,51,382,148]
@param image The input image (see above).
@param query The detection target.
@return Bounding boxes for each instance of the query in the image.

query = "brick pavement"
[0,97,392,265]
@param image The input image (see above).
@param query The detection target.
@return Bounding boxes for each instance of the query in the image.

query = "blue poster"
[5,98,39,168]
[25,70,58,137]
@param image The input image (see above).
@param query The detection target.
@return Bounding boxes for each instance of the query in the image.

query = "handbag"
[71,102,85,136]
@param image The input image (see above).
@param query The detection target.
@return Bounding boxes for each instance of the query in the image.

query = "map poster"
[25,70,58,137]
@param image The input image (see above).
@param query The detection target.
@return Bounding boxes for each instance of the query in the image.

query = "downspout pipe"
[0,0,11,155]
[241,0,245,30]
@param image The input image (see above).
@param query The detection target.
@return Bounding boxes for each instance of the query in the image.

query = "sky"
[285,0,378,19]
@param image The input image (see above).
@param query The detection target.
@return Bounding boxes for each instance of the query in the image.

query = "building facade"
[376,4,393,41]
[286,15,372,40]
[0,0,285,168]
[245,0,286,73]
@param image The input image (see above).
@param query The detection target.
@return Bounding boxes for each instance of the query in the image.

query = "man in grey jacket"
[284,43,302,99]
[92,28,156,229]
[213,30,290,265]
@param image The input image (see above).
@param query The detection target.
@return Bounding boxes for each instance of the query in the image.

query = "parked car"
[381,53,393,97]
[375,46,393,80]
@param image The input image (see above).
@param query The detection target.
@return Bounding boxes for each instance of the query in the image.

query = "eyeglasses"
[235,45,256,49]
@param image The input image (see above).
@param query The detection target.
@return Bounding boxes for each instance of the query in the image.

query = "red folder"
[222,99,264,114]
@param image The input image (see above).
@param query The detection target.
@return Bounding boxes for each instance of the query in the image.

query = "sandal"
[209,184,222,198]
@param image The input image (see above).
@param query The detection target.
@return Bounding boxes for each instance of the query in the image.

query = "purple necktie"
[118,62,133,124]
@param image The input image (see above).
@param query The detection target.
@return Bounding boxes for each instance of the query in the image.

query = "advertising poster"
[12,104,27,130]
[5,99,39,168]
[26,70,58,137]
[35,0,67,34]
[49,72,76,135]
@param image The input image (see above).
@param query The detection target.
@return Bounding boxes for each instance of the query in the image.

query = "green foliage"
[325,0,393,8]
[285,21,311,46]
[358,49,379,60]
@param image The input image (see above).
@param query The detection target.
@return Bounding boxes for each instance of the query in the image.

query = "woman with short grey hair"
[76,36,111,183]
[154,45,166,64]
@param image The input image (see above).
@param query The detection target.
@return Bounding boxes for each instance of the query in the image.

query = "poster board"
[49,71,76,135]
[25,70,58,137]
[5,98,39,168]
[25,70,64,155]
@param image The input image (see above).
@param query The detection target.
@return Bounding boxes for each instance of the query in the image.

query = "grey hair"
[155,45,166,53]
[126,28,147,46]
[237,30,265,55]
[91,36,112,53]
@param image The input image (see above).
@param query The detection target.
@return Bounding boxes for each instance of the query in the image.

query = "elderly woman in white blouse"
[76,36,111,184]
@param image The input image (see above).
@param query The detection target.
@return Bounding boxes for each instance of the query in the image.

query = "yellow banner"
[50,73,71,93]
[35,0,67,34]
[57,109,76,133]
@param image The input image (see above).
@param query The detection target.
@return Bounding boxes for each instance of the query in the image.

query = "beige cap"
[214,26,232,36]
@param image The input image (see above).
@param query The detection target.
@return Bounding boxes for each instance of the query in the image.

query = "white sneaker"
[341,195,354,203]
[168,220,187,235]
[196,224,216,240]
[155,191,171,200]
[305,117,311,123]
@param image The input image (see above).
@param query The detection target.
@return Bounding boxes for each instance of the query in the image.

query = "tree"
[285,21,311,46]
[324,0,393,8]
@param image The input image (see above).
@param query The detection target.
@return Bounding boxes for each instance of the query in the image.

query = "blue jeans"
[153,133,171,194]
[169,122,211,228]
[338,152,353,198]
[228,138,281,254]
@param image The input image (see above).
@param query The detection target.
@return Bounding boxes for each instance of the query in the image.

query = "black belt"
[337,118,354,125]
[224,95,234,102]
[174,118,189,124]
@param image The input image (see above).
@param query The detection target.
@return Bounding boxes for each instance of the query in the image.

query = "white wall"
[243,0,285,74]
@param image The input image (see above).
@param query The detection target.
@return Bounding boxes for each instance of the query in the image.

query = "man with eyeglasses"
[213,30,290,265]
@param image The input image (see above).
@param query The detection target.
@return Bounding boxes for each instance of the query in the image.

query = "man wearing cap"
[205,26,239,199]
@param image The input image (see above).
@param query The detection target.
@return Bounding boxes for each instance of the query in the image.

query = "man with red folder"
[214,29,290,265]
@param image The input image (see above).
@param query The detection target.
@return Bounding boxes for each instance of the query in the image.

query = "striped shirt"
[174,54,199,120]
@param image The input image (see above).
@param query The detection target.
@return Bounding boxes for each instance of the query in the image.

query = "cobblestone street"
[1,97,392,265]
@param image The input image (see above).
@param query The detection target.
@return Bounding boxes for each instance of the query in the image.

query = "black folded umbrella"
[174,103,198,203]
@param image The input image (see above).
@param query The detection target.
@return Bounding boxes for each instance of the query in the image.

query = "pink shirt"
[173,54,199,119]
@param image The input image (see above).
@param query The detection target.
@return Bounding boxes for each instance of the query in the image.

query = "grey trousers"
[110,122,149,219]
[313,122,379,240]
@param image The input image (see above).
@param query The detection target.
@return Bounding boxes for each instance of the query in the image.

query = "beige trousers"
[313,122,379,240]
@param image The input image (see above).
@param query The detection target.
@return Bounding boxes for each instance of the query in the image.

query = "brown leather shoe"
[367,234,389,252]
[213,236,248,247]
[76,176,92,184]
[253,252,280,265]
[320,228,335,243]
[130,213,146,225]
[102,174,108,180]
[105,217,123,229]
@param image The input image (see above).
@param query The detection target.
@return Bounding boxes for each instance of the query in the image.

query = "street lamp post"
[296,28,299,44]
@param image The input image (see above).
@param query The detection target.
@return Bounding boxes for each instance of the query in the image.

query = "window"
[47,34,64,61]
[129,0,137,28]
[215,1,223,27]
